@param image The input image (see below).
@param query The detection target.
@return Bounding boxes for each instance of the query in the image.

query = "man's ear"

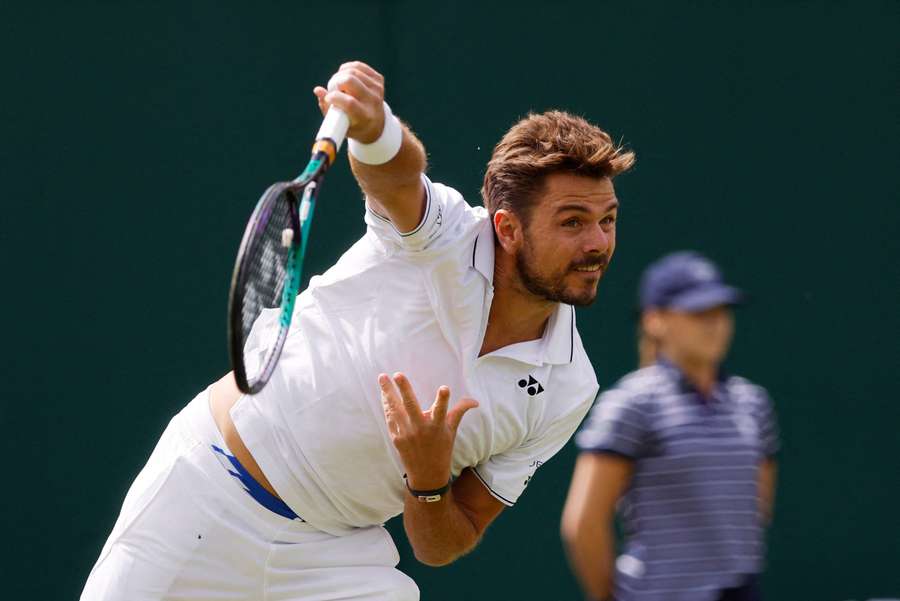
[641,310,666,341]
[493,209,523,254]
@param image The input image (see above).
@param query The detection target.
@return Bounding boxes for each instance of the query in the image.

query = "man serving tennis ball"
[82,60,634,600]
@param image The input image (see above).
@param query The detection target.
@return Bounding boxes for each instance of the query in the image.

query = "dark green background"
[2,2,898,599]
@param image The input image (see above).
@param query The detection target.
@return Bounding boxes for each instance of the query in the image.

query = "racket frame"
[228,143,335,394]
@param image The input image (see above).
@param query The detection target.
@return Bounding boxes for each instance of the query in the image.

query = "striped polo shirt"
[575,358,779,601]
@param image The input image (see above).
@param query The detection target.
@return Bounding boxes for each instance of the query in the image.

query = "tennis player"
[561,251,779,601]
[81,60,634,600]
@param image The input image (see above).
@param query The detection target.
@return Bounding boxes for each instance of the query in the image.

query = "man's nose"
[584,223,612,254]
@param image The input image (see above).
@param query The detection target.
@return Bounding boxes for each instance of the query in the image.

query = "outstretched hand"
[378,372,479,491]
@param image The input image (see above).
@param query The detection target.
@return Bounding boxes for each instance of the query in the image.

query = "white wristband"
[349,101,403,165]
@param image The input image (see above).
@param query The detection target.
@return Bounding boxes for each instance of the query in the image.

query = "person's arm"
[758,458,777,526]
[756,388,779,528]
[561,453,634,601]
[313,61,427,233]
[378,372,504,566]
[403,467,505,566]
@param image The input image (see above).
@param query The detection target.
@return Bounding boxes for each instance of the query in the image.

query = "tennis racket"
[228,106,350,394]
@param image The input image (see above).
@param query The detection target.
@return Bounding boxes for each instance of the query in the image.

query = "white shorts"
[80,390,419,601]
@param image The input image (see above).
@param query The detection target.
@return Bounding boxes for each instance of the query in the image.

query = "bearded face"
[515,235,609,306]
[509,173,619,306]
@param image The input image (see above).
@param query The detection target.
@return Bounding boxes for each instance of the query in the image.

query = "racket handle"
[316,107,350,152]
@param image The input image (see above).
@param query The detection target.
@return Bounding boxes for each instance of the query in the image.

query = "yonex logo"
[517,375,544,396]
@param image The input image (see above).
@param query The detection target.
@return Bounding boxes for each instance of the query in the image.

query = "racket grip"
[316,107,350,152]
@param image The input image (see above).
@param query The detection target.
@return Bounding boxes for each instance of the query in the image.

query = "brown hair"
[481,110,635,222]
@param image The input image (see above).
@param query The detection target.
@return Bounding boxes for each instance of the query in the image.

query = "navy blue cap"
[639,251,744,311]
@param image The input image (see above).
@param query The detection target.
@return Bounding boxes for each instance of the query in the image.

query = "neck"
[663,351,719,396]
[480,251,556,357]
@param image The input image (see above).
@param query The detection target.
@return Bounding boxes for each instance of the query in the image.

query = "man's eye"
[563,218,581,227]
[601,215,616,226]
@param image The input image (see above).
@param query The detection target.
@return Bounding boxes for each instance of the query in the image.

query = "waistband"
[210,444,300,520]
[178,388,318,537]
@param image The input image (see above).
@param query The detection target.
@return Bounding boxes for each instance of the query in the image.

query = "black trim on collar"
[569,305,575,363]
[655,355,729,401]
[472,236,478,268]
[367,205,391,223]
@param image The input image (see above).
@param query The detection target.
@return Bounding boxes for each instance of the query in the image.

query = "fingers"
[446,397,479,434]
[323,89,365,116]
[328,69,383,101]
[313,86,328,116]
[345,68,382,96]
[313,86,365,119]
[379,373,409,434]
[392,372,424,425]
[429,386,451,423]
[339,60,384,85]
[379,372,477,436]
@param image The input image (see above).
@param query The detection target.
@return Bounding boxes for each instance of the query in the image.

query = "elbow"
[561,510,603,552]
[411,535,478,567]
[560,511,583,547]
[560,523,575,547]
[413,548,458,567]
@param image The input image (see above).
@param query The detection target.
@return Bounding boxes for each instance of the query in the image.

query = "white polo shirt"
[231,175,599,535]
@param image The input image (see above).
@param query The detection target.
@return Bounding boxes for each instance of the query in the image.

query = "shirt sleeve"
[757,389,780,458]
[574,388,649,459]
[364,174,474,253]
[472,399,594,507]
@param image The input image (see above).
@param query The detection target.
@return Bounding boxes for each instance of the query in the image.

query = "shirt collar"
[656,354,729,399]
[471,219,494,284]
[542,302,577,365]
[470,220,575,366]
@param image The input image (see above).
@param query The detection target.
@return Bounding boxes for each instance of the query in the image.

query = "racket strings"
[229,171,321,393]
[240,189,297,342]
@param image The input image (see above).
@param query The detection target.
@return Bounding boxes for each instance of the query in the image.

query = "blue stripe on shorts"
[211,444,301,520]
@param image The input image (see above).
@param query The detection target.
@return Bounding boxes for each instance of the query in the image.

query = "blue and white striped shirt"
[575,359,779,601]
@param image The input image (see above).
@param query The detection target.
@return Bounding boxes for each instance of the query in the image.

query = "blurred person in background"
[635,321,658,369]
[561,251,779,601]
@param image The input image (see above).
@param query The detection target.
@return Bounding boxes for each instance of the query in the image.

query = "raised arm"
[313,61,427,233]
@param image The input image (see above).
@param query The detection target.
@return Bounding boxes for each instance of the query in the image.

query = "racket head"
[228,181,306,394]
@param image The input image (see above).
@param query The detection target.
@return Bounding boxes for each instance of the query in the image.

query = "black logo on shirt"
[517,375,544,396]
[426,205,443,241]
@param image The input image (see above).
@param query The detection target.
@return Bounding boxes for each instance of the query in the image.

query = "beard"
[515,239,609,306]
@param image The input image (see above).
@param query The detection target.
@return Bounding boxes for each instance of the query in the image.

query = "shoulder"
[364,175,487,256]
[428,177,483,218]
[582,365,676,426]
[606,365,673,404]
[575,366,667,454]
[726,375,774,410]
[421,177,487,252]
